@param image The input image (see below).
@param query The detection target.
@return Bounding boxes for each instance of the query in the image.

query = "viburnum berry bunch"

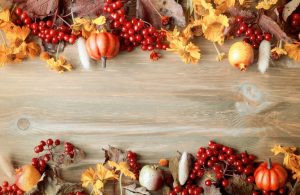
[234,15,272,49]
[0,181,23,195]
[168,141,257,195]
[32,138,77,173]
[127,150,141,179]
[103,0,169,58]
[14,7,77,45]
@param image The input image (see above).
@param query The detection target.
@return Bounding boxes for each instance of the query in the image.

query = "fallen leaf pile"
[0,9,40,66]
[272,145,300,180]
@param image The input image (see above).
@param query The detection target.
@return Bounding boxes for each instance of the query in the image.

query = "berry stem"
[212,42,222,56]
[119,173,123,195]
[148,0,163,18]
[57,14,71,28]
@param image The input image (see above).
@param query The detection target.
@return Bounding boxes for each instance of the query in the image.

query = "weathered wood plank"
[0,38,299,186]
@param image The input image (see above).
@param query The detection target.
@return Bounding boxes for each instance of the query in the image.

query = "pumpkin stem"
[267,158,272,169]
[101,57,107,68]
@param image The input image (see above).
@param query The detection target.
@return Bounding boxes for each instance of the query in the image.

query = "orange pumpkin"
[254,158,288,191]
[86,32,120,68]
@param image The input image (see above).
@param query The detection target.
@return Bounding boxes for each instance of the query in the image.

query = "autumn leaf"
[201,11,229,45]
[102,145,128,163]
[92,16,106,25]
[256,0,278,10]
[108,161,136,180]
[124,183,150,195]
[168,40,201,64]
[283,0,300,21]
[71,17,97,39]
[214,0,235,14]
[271,145,300,180]
[0,9,10,22]
[285,42,300,61]
[25,0,59,19]
[81,163,118,195]
[192,0,214,16]
[45,56,73,73]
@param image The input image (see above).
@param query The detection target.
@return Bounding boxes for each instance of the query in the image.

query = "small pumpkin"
[254,158,288,191]
[86,32,120,68]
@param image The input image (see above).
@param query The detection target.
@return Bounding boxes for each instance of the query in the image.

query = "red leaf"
[73,0,104,17]
[137,0,186,29]
[25,0,59,19]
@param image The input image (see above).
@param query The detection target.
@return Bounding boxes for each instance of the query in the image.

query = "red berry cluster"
[103,0,168,53]
[169,185,203,195]
[126,151,141,178]
[0,181,23,195]
[14,7,77,45]
[32,138,75,173]
[234,16,272,49]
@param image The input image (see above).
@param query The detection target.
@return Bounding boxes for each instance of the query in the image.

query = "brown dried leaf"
[283,0,300,21]
[225,174,254,195]
[168,153,180,187]
[124,183,150,195]
[102,145,127,163]
[26,168,84,195]
[25,0,59,19]
[73,0,104,17]
[136,0,186,29]
[258,14,292,42]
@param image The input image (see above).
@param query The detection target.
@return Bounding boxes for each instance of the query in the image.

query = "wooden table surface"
[0,38,300,186]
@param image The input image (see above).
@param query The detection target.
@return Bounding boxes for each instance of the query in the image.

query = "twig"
[57,15,71,28]
[148,0,163,17]
[56,41,61,60]
[213,42,222,56]
[119,173,123,195]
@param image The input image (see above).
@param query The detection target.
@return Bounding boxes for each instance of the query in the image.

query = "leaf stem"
[213,42,221,56]
[119,173,123,195]
[56,41,61,60]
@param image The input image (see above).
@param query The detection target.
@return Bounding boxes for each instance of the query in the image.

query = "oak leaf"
[256,0,278,10]
[25,0,59,19]
[124,183,150,195]
[45,56,73,73]
[285,42,300,61]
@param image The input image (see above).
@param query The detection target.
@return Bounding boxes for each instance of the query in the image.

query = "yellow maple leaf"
[81,163,118,195]
[201,12,229,45]
[214,0,235,14]
[108,161,136,180]
[256,0,278,10]
[271,46,287,57]
[285,42,300,62]
[72,17,97,39]
[45,56,73,73]
[168,40,201,64]
[26,42,41,58]
[0,9,10,22]
[81,167,96,188]
[96,163,118,181]
[182,19,202,39]
[92,16,106,25]
[193,0,214,16]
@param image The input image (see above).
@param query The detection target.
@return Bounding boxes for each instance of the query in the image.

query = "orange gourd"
[254,158,288,191]
[86,32,120,68]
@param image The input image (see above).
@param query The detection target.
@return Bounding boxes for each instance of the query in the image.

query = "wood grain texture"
[0,38,300,189]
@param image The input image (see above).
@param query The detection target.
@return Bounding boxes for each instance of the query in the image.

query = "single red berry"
[174,186,181,193]
[20,13,28,20]
[40,140,46,146]
[205,179,212,186]
[264,33,272,41]
[2,181,8,187]
[39,159,46,167]
[54,139,61,145]
[17,189,23,195]
[15,8,23,16]
[235,16,243,23]
[24,17,31,24]
[222,179,229,187]
[46,20,53,27]
[247,176,255,183]
[32,158,39,166]
[46,139,54,146]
